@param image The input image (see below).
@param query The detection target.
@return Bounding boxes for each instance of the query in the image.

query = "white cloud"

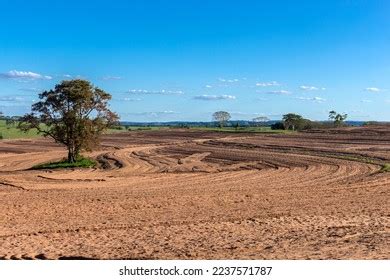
[61,74,84,79]
[102,76,122,81]
[259,90,291,95]
[124,111,178,117]
[295,96,326,103]
[365,87,385,93]
[230,111,267,117]
[0,70,52,80]
[18,87,41,92]
[218,78,239,83]
[256,81,280,87]
[0,96,25,102]
[205,85,212,88]
[121,98,142,102]
[127,89,184,95]
[194,94,236,100]
[299,85,326,91]
[361,99,372,103]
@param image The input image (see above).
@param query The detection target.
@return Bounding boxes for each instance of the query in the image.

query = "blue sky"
[0,0,389,121]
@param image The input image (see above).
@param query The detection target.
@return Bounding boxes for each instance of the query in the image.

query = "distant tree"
[212,111,231,128]
[252,116,269,126]
[282,113,303,131]
[329,110,348,127]
[18,79,119,163]
[253,116,269,122]
[5,118,16,128]
[234,122,240,131]
[271,122,285,130]
[328,110,337,121]
[299,118,314,130]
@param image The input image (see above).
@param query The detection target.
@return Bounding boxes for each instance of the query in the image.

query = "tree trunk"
[67,146,77,163]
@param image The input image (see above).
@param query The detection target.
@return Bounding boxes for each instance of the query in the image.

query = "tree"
[252,116,269,126]
[19,79,119,163]
[329,110,337,121]
[5,118,17,128]
[253,116,269,122]
[271,122,285,130]
[282,113,303,131]
[212,111,231,128]
[329,110,348,127]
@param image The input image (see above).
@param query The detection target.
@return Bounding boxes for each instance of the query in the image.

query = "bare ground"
[0,127,389,259]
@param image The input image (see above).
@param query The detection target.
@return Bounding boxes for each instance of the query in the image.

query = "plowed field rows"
[0,127,389,259]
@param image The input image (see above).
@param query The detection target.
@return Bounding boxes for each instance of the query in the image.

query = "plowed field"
[0,127,389,259]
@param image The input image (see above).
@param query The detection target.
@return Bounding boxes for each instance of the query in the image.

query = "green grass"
[0,120,43,139]
[106,126,169,134]
[120,126,167,131]
[0,120,292,140]
[31,156,96,170]
[0,121,162,139]
[379,163,390,173]
[190,126,294,134]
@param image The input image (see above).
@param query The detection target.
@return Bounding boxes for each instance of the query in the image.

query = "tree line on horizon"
[212,110,349,130]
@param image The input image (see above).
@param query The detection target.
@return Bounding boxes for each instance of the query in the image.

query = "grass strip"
[31,156,96,170]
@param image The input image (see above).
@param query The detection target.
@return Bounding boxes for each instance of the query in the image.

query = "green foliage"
[363,121,388,127]
[212,111,231,128]
[18,79,118,162]
[31,156,96,170]
[281,114,316,131]
[110,125,124,130]
[271,122,285,130]
[298,118,315,130]
[380,164,390,173]
[282,113,303,130]
[252,116,270,124]
[5,118,17,127]
[302,121,335,129]
[329,110,348,127]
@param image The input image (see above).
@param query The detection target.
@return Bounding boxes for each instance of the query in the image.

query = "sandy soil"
[0,127,389,259]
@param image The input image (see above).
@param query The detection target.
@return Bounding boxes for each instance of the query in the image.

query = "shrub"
[271,122,285,130]
[380,164,390,173]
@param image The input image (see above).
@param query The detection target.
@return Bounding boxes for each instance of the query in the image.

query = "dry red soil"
[0,127,389,259]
